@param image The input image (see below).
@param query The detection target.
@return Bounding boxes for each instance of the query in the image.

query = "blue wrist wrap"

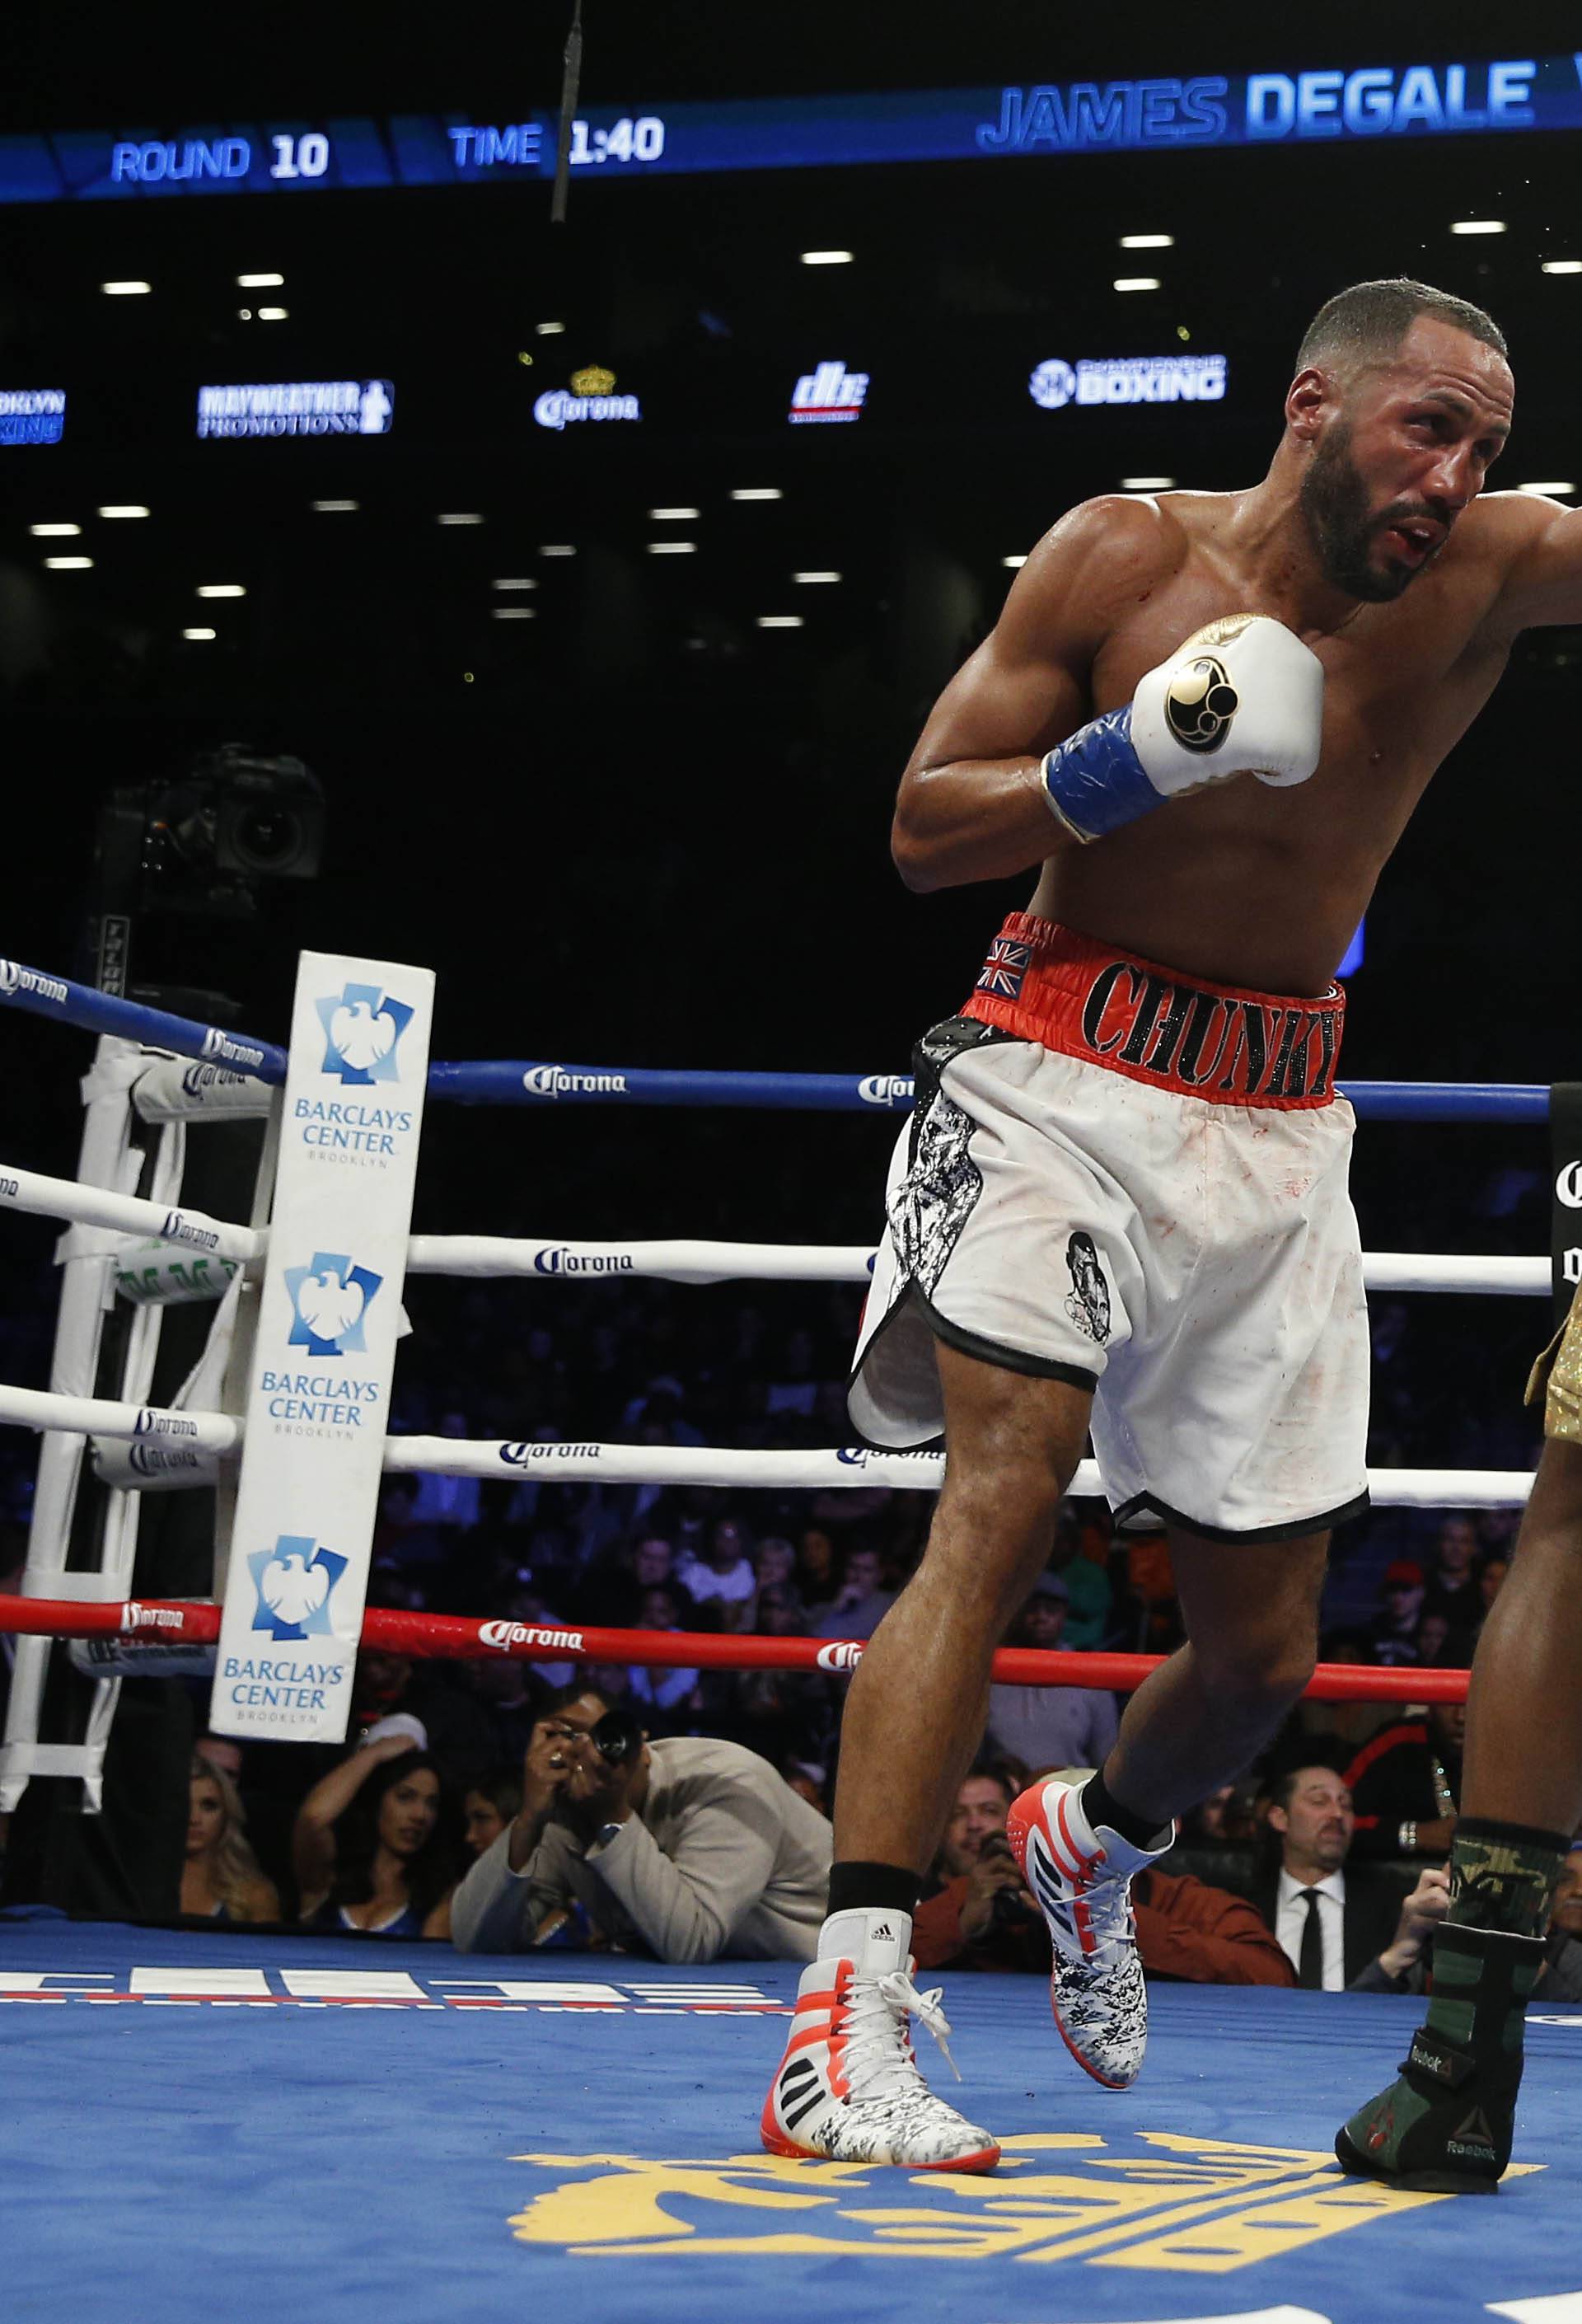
[1041,705,1163,840]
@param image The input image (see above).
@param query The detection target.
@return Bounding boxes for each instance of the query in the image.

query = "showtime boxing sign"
[1029,354,1227,410]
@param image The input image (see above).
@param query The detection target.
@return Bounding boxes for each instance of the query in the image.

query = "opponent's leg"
[1337,1436,1582,2192]
[1105,1524,1330,1822]
[763,1341,1090,2170]
[1008,1525,1327,2087]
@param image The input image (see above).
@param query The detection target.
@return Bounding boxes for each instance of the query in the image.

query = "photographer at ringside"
[450,1684,831,1964]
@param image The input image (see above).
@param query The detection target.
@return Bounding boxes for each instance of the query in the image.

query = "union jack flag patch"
[976,936,1031,999]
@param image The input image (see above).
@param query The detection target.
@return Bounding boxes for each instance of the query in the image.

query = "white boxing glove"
[1041,613,1325,841]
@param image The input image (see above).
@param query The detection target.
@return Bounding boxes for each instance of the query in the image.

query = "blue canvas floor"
[2,1918,1578,2324]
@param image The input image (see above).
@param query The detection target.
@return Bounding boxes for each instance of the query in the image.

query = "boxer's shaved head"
[1297,278,1507,391]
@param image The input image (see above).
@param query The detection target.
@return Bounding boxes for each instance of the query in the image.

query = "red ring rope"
[0,1594,1471,1702]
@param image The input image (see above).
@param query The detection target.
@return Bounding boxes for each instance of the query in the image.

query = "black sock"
[1445,1816,1569,1940]
[1081,1769,1166,1852]
[827,1859,920,1920]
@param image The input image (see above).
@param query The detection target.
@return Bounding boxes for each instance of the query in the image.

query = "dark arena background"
[2,9,1581,2324]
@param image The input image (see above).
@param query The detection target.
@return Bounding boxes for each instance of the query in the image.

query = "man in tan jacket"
[451,1685,831,1964]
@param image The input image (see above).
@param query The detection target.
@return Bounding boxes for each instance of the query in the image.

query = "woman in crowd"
[293,1734,456,1937]
[181,1754,279,1923]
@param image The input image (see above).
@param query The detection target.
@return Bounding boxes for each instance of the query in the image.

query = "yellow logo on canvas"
[510,2130,1505,2273]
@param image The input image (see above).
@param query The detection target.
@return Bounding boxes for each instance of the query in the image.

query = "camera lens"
[232,804,303,869]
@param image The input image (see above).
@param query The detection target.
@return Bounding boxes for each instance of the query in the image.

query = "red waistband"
[961,915,1345,1109]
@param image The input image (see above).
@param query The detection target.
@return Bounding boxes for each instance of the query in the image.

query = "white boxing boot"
[761,1909,1000,2171]
[1007,1775,1174,2089]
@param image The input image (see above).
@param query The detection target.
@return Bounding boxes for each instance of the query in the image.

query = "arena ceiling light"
[793,570,841,583]
[257,307,288,321]
[30,522,80,536]
[196,583,246,597]
[647,541,696,553]
[1542,260,1582,274]
[97,505,149,518]
[44,555,92,569]
[1120,233,1173,248]
[536,320,567,335]
[438,513,484,525]
[492,607,536,619]
[538,543,577,556]
[1002,554,1028,568]
[800,250,854,265]
[1113,276,1161,293]
[183,627,217,640]
[101,280,151,295]
[756,614,803,627]
[730,487,782,500]
[491,577,537,589]
[1450,219,1505,235]
[1517,480,1575,494]
[311,499,358,513]
[237,272,284,287]
[648,507,700,519]
[1121,475,1176,490]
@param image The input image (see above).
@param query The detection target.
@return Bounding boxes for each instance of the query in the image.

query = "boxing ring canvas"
[2,1919,1576,2324]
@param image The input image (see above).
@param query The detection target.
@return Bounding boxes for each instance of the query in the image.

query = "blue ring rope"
[0,957,1552,1124]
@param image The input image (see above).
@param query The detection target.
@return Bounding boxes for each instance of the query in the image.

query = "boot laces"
[840,1967,961,2099]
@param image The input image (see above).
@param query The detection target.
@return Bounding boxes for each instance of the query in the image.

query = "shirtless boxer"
[761,278,1582,2173]
[1337,1285,1582,2190]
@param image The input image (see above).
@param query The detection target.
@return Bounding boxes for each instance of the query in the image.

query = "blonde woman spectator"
[181,1755,280,1923]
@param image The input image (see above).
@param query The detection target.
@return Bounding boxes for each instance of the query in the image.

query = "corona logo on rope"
[200,1025,266,1068]
[508,2130,1504,2270]
[246,1535,349,1642]
[314,982,415,1085]
[815,1640,864,1671]
[478,1619,587,1653]
[532,1247,635,1276]
[0,959,68,1004]
[522,1066,630,1098]
[857,1075,914,1108]
[160,1209,221,1252]
[498,1441,603,1467]
[282,1252,384,1356]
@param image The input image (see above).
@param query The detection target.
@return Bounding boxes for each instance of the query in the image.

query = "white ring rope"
[0,1167,1552,1298]
[0,1381,1535,1506]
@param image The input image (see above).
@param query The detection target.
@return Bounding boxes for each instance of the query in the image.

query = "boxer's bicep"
[902,495,1174,780]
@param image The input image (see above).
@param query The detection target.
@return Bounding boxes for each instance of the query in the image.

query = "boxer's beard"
[1299,421,1417,604]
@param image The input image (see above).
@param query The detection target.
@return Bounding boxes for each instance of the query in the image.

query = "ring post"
[208,952,433,1745]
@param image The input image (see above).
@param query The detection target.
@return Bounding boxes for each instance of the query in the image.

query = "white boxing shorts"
[849,914,1369,1543]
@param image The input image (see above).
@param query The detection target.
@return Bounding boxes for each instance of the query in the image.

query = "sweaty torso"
[1027,490,1517,993]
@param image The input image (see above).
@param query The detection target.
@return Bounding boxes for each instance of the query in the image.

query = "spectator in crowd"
[1349,1863,1453,1993]
[731,1585,830,1769]
[812,1544,896,1639]
[913,1768,1294,1986]
[1422,1513,1481,1639]
[344,1648,499,1789]
[1475,1553,1509,1638]
[294,1736,456,1937]
[451,1683,831,1962]
[1341,1693,1464,1860]
[462,1771,522,1859]
[677,1516,757,1632]
[1252,1759,1411,1987]
[1538,1848,1582,2003]
[625,1586,703,1731]
[1046,1509,1113,1650]
[180,1754,279,1923]
[194,1734,244,1783]
[983,1577,1120,1775]
[1369,1559,1427,1666]
[795,1527,840,1611]
[750,1536,798,1622]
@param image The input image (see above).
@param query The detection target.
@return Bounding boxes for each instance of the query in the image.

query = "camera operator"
[450,1685,832,1964]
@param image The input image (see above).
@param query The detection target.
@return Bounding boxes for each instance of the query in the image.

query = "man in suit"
[1252,1759,1411,1989]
